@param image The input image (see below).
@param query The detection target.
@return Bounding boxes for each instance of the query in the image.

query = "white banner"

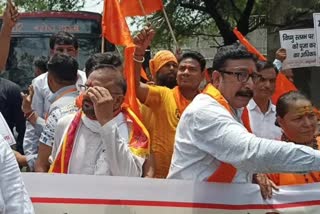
[313,13,320,65]
[279,28,316,69]
[23,173,320,214]
[0,112,16,146]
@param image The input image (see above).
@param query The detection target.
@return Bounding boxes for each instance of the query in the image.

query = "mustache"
[236,89,254,98]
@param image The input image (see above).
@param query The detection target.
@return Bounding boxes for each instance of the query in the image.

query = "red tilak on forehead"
[247,67,254,74]
[294,105,314,116]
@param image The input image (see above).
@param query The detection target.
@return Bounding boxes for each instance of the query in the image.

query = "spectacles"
[219,68,259,83]
[78,84,89,92]
[78,84,123,96]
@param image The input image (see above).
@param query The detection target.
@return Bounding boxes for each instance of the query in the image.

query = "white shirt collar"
[248,99,276,113]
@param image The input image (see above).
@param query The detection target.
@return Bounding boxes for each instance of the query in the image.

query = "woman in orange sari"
[268,91,320,185]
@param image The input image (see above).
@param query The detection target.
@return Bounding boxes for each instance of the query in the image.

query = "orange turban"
[149,50,178,77]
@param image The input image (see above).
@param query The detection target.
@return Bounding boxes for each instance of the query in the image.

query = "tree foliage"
[14,0,85,12]
[131,0,267,48]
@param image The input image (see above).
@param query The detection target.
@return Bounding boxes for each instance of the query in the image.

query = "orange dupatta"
[202,84,252,183]
[49,107,150,173]
[172,86,192,117]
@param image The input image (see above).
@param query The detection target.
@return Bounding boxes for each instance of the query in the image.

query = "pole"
[101,37,105,53]
[162,7,178,50]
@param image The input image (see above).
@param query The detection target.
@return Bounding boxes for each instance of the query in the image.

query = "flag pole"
[137,0,149,23]
[101,37,105,53]
[162,7,178,51]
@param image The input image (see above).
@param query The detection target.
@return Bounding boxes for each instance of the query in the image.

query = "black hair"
[49,31,78,50]
[91,64,127,95]
[179,51,206,72]
[47,53,78,84]
[256,61,278,73]
[33,56,49,73]
[210,43,257,76]
[85,52,122,77]
[276,91,310,118]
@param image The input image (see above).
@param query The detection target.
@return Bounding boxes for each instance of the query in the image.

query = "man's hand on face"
[275,48,286,62]
[2,0,19,30]
[87,86,114,126]
[21,85,34,114]
[133,25,155,57]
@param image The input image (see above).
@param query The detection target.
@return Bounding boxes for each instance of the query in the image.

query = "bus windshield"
[0,11,115,90]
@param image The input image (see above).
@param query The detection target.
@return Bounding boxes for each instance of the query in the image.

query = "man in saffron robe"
[49,64,148,175]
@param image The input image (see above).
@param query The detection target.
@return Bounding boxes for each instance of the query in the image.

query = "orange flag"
[102,0,143,117]
[233,27,267,62]
[120,0,163,17]
[102,0,133,46]
[124,46,141,118]
[271,72,297,104]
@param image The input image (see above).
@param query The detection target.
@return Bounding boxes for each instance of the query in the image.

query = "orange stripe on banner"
[30,197,320,210]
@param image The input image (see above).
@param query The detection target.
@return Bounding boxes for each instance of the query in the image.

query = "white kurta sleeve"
[98,118,144,177]
[0,139,34,214]
[182,95,320,174]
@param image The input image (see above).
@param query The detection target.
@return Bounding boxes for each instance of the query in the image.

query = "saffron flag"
[102,0,142,118]
[102,0,133,46]
[124,46,141,118]
[271,72,297,104]
[233,27,267,62]
[120,0,163,17]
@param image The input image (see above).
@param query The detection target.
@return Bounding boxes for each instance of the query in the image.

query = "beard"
[156,72,177,89]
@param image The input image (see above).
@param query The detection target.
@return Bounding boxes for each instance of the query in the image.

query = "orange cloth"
[172,86,191,115]
[102,0,133,46]
[144,85,190,178]
[202,84,252,183]
[124,46,141,118]
[271,72,297,105]
[233,27,267,61]
[120,0,163,17]
[268,137,320,185]
[149,50,177,78]
[102,0,141,117]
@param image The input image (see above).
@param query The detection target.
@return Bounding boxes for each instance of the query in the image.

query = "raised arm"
[0,1,18,71]
[132,26,155,103]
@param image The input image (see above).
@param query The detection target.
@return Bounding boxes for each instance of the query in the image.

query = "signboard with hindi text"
[23,173,320,214]
[279,28,316,69]
[313,13,320,65]
[0,112,16,146]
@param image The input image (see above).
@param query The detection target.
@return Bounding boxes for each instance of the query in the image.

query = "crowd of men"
[2,2,320,213]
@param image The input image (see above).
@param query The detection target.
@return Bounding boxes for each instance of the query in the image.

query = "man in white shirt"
[0,135,34,214]
[168,43,320,195]
[247,61,282,139]
[49,64,146,176]
[21,31,86,171]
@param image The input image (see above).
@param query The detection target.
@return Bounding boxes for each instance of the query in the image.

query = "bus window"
[0,11,115,90]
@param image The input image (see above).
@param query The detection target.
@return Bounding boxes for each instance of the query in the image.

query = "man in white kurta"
[49,64,145,176]
[51,110,144,175]
[0,135,34,214]
[167,43,320,183]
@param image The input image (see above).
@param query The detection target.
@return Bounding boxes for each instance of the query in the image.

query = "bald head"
[88,64,127,96]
